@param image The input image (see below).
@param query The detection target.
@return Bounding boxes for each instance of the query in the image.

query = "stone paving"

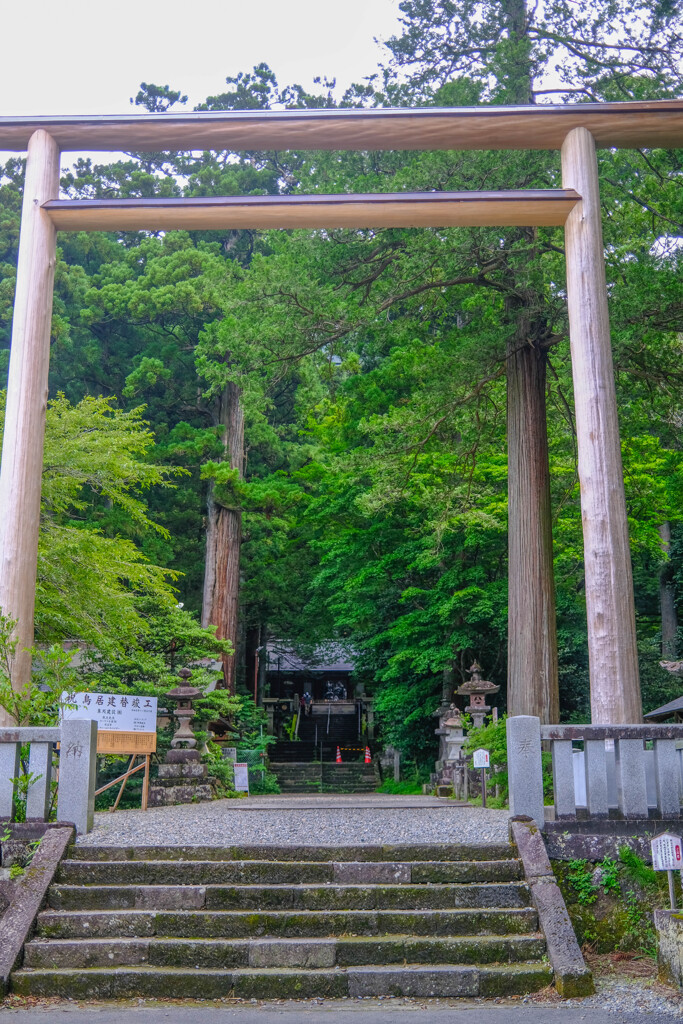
[78,795,510,848]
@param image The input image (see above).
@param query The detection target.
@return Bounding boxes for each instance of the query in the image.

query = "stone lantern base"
[148,762,217,807]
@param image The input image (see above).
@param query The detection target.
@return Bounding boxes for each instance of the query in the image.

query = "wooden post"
[142,753,150,811]
[561,127,642,724]
[0,130,59,728]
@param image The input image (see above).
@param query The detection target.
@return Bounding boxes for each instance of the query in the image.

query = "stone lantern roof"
[456,662,500,698]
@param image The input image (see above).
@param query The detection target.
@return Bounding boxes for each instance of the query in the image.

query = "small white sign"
[223,747,237,761]
[61,691,157,733]
[473,748,490,769]
[233,762,250,793]
[651,832,683,871]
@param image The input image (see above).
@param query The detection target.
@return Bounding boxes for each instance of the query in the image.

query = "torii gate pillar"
[0,129,59,726]
[561,127,642,724]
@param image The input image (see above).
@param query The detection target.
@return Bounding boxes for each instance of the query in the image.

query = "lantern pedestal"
[149,668,217,807]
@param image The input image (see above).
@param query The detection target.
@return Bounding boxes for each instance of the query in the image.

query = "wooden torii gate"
[0,101,682,727]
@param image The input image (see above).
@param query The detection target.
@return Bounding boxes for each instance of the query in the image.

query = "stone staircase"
[12,842,552,999]
[272,761,378,793]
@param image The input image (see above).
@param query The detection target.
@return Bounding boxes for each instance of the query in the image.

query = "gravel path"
[77,795,510,847]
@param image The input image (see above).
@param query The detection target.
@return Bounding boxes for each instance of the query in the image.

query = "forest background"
[1,0,683,768]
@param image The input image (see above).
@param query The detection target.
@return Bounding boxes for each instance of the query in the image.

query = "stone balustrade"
[0,720,97,834]
[507,716,683,829]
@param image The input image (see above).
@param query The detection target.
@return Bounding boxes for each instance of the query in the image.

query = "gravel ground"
[567,974,683,1018]
[3,979,683,1021]
[77,796,510,847]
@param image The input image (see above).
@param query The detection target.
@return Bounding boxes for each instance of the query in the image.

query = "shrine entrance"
[1,101,682,728]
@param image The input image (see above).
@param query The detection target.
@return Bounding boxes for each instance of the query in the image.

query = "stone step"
[11,963,553,1000]
[48,881,530,912]
[68,843,517,863]
[56,857,523,887]
[36,906,539,939]
[57,857,522,886]
[23,933,546,969]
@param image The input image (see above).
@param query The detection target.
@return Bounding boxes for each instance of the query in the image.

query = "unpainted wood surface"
[42,190,580,231]
[561,127,642,725]
[0,100,682,152]
[0,130,59,727]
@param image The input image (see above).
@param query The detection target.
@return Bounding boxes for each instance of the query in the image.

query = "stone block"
[26,742,53,821]
[56,719,97,834]
[333,862,410,884]
[529,876,594,997]
[551,740,576,819]
[506,716,544,828]
[655,909,683,987]
[0,742,20,819]
[615,738,648,818]
[134,885,207,910]
[147,783,214,807]
[1,840,30,868]
[248,939,336,968]
[654,740,680,819]
[510,818,553,878]
[157,762,207,780]
[348,965,479,997]
[584,739,609,818]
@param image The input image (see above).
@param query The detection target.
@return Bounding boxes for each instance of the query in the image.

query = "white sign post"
[651,832,683,910]
[472,748,490,808]
[233,762,250,794]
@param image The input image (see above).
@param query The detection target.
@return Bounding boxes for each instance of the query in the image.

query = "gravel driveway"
[77,795,511,847]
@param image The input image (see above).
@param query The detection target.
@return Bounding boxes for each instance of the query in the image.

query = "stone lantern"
[456,661,500,729]
[433,702,466,788]
[165,667,201,763]
[148,667,215,807]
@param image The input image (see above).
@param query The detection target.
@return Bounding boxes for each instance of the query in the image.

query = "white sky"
[0,0,401,116]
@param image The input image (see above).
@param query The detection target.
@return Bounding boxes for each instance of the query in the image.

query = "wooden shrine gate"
[0,101,682,727]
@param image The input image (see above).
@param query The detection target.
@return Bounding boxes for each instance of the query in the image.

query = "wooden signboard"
[61,691,158,810]
[61,691,157,754]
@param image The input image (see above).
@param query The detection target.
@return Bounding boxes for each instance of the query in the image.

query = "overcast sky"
[0,0,401,116]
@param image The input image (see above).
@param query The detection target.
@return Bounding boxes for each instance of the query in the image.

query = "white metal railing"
[507,716,683,829]
[0,720,97,834]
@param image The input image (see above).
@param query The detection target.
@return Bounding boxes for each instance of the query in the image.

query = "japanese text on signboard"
[61,691,157,733]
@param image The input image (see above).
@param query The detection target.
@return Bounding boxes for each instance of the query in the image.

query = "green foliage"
[619,845,660,890]
[7,771,42,824]
[599,857,621,897]
[0,611,80,725]
[567,859,599,906]
[201,740,235,797]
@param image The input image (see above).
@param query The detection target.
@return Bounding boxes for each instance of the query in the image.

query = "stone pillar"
[57,719,97,834]
[506,715,545,829]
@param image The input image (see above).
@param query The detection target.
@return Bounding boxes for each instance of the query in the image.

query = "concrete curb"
[0,825,74,994]
[510,816,594,998]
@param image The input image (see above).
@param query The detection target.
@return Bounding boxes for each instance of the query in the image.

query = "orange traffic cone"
[365,746,371,764]
[336,746,342,763]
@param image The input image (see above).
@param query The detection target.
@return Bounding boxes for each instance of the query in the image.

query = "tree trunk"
[506,330,559,721]
[201,381,244,693]
[659,522,678,660]
[245,621,260,702]
[499,0,559,722]
[256,628,268,706]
